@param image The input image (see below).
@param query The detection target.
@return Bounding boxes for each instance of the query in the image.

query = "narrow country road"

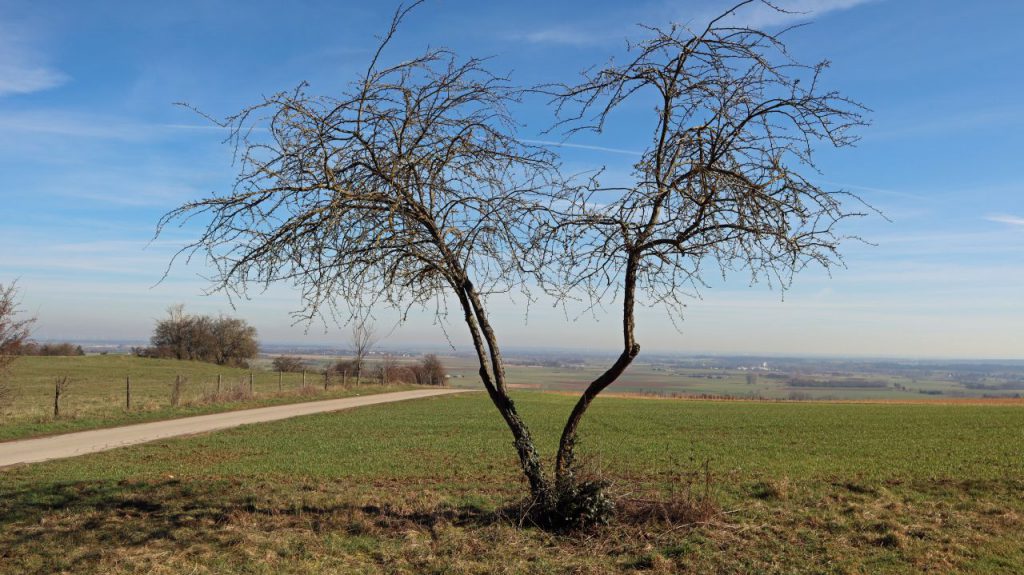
[0,388,472,468]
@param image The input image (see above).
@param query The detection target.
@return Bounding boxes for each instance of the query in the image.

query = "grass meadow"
[1,391,1022,574]
[0,355,418,442]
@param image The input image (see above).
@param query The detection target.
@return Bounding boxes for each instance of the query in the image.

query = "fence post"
[302,370,306,388]
[278,371,283,392]
[126,375,131,410]
[249,372,254,394]
[217,373,222,393]
[171,374,182,407]
[324,371,329,391]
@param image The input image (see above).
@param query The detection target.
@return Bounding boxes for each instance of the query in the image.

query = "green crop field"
[0,355,419,442]
[2,392,1021,574]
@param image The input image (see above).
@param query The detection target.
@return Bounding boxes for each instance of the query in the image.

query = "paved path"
[0,388,471,468]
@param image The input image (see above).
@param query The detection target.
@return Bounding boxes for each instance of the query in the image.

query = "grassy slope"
[0,355,418,441]
[1,392,1022,574]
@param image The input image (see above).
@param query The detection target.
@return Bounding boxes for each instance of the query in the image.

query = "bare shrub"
[617,462,720,528]
[296,384,320,397]
[414,354,447,386]
[139,305,258,367]
[200,383,254,404]
[272,355,304,373]
[19,342,84,356]
[327,359,356,383]
[1,281,35,412]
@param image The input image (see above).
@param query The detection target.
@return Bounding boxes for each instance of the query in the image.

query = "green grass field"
[0,355,418,442]
[2,392,1021,574]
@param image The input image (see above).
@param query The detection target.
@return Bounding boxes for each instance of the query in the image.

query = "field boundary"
[537,389,1024,406]
[0,388,473,468]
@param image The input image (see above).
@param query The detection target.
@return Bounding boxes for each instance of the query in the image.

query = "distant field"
[0,355,419,442]
[1,392,1021,573]
[442,355,1023,400]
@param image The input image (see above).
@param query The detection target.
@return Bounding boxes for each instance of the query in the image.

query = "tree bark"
[455,279,549,498]
[555,255,640,485]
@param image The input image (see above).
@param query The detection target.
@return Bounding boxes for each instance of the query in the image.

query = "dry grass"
[2,475,1020,575]
[197,384,254,405]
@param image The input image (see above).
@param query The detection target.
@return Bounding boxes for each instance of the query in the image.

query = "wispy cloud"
[521,138,643,156]
[713,0,878,29]
[0,21,67,96]
[986,214,1024,227]
[0,110,148,140]
[514,0,877,46]
[517,25,618,47]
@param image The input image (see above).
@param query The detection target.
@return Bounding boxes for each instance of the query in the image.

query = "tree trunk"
[456,280,549,498]
[555,256,640,486]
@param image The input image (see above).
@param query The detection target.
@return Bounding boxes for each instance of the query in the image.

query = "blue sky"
[1,0,1021,358]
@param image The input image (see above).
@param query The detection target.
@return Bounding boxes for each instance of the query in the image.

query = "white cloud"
[514,0,876,47]
[520,26,606,46]
[986,214,1024,227]
[711,0,878,28]
[0,21,67,96]
[0,110,146,139]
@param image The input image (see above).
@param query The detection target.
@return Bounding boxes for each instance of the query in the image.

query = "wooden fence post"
[302,370,306,388]
[278,371,283,392]
[217,373,222,393]
[126,375,131,410]
[249,372,254,393]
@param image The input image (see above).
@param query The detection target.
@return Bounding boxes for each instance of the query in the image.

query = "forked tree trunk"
[554,257,640,486]
[456,280,550,498]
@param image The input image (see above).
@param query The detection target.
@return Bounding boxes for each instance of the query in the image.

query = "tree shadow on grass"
[0,477,501,573]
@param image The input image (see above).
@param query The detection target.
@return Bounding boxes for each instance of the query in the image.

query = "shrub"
[19,342,85,356]
[200,383,253,404]
[272,355,304,372]
[415,354,446,386]
[137,305,258,367]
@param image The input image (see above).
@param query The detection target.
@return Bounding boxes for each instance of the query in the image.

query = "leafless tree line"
[135,304,259,368]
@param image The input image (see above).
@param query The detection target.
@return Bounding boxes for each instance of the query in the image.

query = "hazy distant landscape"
[36,344,1024,401]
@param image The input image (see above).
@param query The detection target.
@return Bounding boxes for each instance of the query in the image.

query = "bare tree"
[141,305,259,367]
[349,321,377,383]
[53,375,70,418]
[376,353,398,385]
[544,0,868,488]
[158,1,867,528]
[417,354,446,386]
[160,3,567,502]
[0,281,35,411]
